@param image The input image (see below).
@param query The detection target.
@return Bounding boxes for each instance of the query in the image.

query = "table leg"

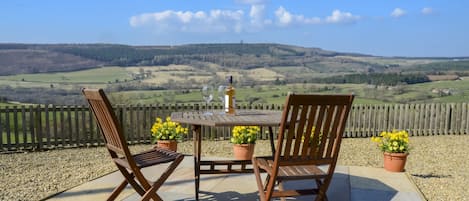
[268,126,275,155]
[192,124,201,201]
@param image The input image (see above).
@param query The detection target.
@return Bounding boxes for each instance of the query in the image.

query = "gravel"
[1,135,468,201]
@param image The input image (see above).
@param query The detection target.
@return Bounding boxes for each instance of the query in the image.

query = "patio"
[48,157,425,201]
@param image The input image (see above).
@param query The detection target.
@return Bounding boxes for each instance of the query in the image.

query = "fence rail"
[1,103,468,152]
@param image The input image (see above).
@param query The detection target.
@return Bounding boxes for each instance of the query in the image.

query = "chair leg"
[263,172,278,201]
[107,166,146,200]
[118,166,147,196]
[140,155,184,201]
[315,191,328,201]
[263,175,270,191]
[141,192,163,201]
[252,159,267,201]
[315,179,329,201]
[133,168,161,200]
[107,179,129,201]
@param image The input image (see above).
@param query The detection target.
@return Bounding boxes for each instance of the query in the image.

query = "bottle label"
[225,95,230,112]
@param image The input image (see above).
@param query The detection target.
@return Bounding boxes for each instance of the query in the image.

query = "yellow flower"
[371,130,410,153]
[371,136,382,143]
[231,126,260,144]
[151,116,188,143]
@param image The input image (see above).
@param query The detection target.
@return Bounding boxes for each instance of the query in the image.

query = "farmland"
[0,65,468,105]
[0,43,468,106]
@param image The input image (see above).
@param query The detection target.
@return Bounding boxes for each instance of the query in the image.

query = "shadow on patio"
[47,157,425,201]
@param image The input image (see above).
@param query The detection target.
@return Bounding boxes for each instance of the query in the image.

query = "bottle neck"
[228,76,233,87]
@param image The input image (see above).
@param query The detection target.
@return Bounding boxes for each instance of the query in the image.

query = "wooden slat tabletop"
[171,110,282,127]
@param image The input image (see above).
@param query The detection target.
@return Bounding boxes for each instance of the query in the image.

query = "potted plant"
[371,130,410,172]
[230,126,260,160]
[151,117,188,152]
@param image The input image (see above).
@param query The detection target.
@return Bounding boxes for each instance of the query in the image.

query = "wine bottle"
[225,76,236,114]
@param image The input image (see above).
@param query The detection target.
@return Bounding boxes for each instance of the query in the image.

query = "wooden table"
[171,110,282,200]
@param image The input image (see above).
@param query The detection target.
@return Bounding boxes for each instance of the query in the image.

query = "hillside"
[0,43,382,76]
[0,49,103,75]
[1,43,469,105]
[2,43,468,77]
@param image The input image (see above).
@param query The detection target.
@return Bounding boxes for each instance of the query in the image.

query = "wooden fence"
[1,103,468,152]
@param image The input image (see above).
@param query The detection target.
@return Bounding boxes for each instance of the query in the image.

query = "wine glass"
[217,85,227,114]
[201,85,213,115]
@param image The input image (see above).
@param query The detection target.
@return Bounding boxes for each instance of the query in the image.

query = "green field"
[1,65,468,106]
[0,102,18,107]
[2,133,32,144]
[105,78,469,105]
[0,67,131,84]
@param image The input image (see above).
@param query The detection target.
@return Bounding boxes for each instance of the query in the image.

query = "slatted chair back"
[275,94,354,167]
[252,93,354,201]
[83,88,184,201]
[82,88,132,159]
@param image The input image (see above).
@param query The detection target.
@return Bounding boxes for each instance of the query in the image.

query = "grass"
[335,56,441,67]
[2,78,468,106]
[0,102,20,107]
[0,67,131,84]
[1,65,469,105]
[271,66,310,72]
[106,84,391,105]
[2,132,33,144]
[0,65,284,90]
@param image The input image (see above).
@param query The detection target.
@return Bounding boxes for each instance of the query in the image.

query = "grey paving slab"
[48,157,425,201]
[348,166,426,201]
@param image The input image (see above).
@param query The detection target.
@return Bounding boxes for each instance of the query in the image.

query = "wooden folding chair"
[252,94,354,201]
[82,88,184,201]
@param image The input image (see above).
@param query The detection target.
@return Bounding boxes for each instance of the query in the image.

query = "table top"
[171,110,282,127]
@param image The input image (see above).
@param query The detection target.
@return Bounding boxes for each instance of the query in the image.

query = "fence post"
[459,103,468,135]
[116,104,123,131]
[444,104,454,135]
[447,104,453,134]
[44,105,50,148]
[5,107,11,150]
[0,108,3,151]
[35,106,43,150]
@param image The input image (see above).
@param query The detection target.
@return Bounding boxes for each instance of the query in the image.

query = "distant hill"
[1,43,469,105]
[0,43,375,75]
[1,43,468,76]
[0,44,104,75]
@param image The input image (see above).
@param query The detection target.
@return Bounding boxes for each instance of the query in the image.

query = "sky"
[1,0,468,57]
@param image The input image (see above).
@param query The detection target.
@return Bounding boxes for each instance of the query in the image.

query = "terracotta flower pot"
[233,144,255,160]
[157,140,178,152]
[383,152,408,172]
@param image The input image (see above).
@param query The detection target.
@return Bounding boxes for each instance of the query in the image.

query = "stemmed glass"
[201,85,213,115]
[217,85,227,114]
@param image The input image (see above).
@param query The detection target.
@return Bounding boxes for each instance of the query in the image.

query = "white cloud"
[249,4,265,27]
[274,7,358,26]
[421,7,434,15]
[274,6,321,26]
[274,7,293,25]
[130,9,244,33]
[250,4,264,18]
[391,8,406,18]
[130,6,361,34]
[325,10,360,24]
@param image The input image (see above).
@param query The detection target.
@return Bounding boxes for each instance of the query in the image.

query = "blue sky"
[1,0,468,57]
